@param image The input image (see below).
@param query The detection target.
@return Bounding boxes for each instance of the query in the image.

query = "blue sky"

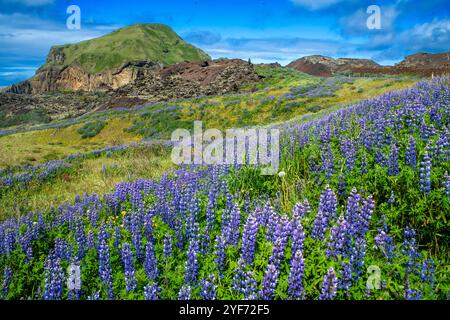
[0,0,449,86]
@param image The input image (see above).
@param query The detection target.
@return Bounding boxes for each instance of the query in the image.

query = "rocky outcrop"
[396,52,450,69]
[287,55,380,77]
[7,61,163,94]
[113,59,261,101]
[1,59,262,122]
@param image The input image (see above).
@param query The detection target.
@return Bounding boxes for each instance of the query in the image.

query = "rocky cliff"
[287,55,380,77]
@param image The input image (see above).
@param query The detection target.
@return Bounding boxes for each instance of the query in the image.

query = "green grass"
[46,24,211,74]
[77,120,106,138]
[0,143,173,219]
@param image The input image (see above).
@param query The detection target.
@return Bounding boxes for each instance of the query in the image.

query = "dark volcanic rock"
[287,55,380,77]
[114,59,261,102]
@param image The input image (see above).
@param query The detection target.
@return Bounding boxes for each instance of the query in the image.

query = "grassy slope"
[0,69,421,217]
[0,144,173,218]
[47,24,211,74]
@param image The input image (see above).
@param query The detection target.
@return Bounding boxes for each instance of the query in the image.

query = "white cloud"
[3,0,54,6]
[290,0,347,10]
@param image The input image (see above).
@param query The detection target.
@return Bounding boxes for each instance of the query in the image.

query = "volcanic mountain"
[7,24,211,94]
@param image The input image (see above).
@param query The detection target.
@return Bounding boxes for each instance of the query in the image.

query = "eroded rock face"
[396,52,450,69]
[1,59,262,122]
[7,61,163,94]
[287,55,380,77]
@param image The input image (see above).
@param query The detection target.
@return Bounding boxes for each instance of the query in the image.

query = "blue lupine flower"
[1,266,12,299]
[121,243,137,292]
[43,251,64,300]
[163,234,173,259]
[144,282,161,300]
[419,152,432,194]
[287,250,305,299]
[185,239,199,285]
[326,215,348,260]
[406,136,417,170]
[241,213,258,265]
[259,262,279,300]
[98,226,114,299]
[319,267,337,300]
[144,241,158,280]
[388,144,399,176]
[178,285,192,300]
[199,275,217,300]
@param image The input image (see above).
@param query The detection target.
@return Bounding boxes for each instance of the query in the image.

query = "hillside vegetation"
[46,24,211,74]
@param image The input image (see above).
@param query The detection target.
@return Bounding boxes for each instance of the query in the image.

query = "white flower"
[278,171,286,178]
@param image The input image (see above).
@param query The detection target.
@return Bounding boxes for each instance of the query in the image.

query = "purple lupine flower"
[353,195,375,239]
[442,171,450,197]
[291,220,304,256]
[228,204,241,247]
[287,250,305,299]
[312,211,327,240]
[43,251,64,300]
[406,136,417,170]
[291,199,310,223]
[185,239,199,285]
[360,153,368,174]
[419,152,432,195]
[121,243,137,292]
[178,285,192,300]
[388,144,399,176]
[75,219,86,260]
[163,234,173,259]
[326,215,348,260]
[341,138,356,172]
[339,260,353,291]
[421,259,435,288]
[144,282,161,300]
[113,226,121,249]
[404,278,421,300]
[87,291,101,300]
[344,188,360,236]
[259,262,279,300]
[242,271,258,300]
[55,238,70,261]
[241,213,259,265]
[87,230,95,250]
[402,227,418,274]
[374,230,394,260]
[199,275,217,300]
[266,210,279,243]
[67,261,81,300]
[350,239,367,281]
[215,235,226,276]
[1,266,12,299]
[319,185,337,224]
[269,237,286,268]
[98,227,114,299]
[321,145,335,179]
[319,267,337,300]
[144,241,158,280]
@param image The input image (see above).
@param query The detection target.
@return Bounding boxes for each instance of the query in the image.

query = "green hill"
[45,23,211,74]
